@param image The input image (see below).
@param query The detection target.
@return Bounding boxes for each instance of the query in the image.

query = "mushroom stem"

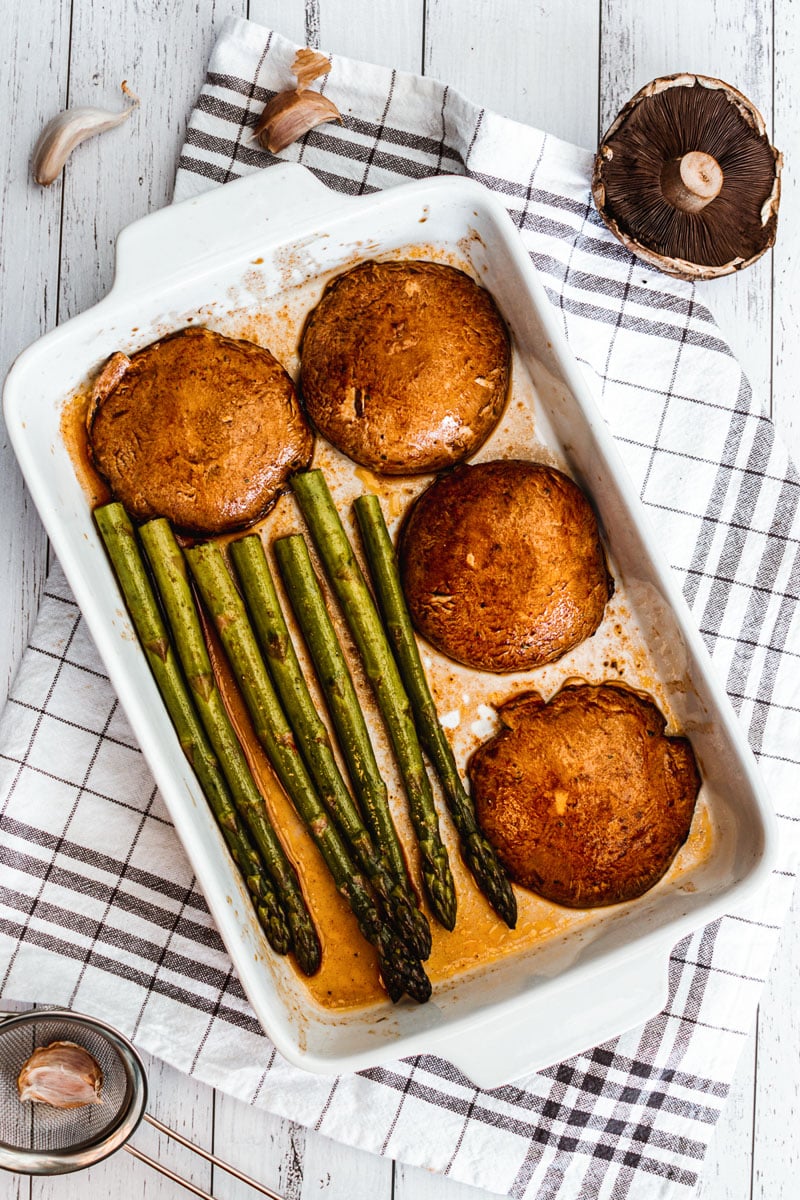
[661,151,724,213]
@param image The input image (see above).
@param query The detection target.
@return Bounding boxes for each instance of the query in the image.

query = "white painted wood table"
[1,1,797,1197]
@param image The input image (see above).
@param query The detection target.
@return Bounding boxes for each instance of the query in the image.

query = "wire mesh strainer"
[0,1009,282,1199]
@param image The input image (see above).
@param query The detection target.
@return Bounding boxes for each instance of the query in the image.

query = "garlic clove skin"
[292,49,333,91]
[32,82,139,186]
[17,1040,104,1109]
[254,90,342,154]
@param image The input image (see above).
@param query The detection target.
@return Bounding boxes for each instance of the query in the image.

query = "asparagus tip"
[424,865,457,932]
[292,920,323,977]
[378,934,432,1004]
[466,835,518,929]
[404,958,433,1004]
[391,887,433,961]
[258,905,292,955]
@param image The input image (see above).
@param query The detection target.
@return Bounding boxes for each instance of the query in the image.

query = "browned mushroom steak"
[88,327,313,535]
[469,683,701,908]
[398,460,613,672]
[299,260,510,475]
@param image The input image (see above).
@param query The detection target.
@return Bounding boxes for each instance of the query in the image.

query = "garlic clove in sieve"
[17,1040,103,1108]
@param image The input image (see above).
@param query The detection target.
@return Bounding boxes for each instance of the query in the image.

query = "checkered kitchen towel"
[1,16,798,1199]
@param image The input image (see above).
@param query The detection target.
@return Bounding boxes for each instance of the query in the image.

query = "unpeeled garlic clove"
[17,1041,103,1109]
[254,90,342,154]
[32,81,139,186]
[252,48,341,153]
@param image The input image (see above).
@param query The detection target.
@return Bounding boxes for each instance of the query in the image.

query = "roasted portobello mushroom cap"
[399,459,613,672]
[469,683,701,908]
[299,260,510,475]
[88,327,313,536]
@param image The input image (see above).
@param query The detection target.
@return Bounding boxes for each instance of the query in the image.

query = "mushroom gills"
[592,74,782,279]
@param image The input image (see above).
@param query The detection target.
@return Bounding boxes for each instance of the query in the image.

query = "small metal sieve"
[0,1008,282,1199]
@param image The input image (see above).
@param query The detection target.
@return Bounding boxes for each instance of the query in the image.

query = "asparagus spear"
[274,534,432,960]
[184,540,431,1004]
[137,518,321,977]
[291,469,457,932]
[94,503,292,956]
[355,493,518,928]
[228,535,429,961]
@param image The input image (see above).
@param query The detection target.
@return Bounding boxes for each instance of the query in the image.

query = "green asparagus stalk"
[274,534,432,960]
[137,518,321,977]
[94,503,292,956]
[228,535,429,961]
[354,493,518,928]
[291,470,457,932]
[184,540,431,1004]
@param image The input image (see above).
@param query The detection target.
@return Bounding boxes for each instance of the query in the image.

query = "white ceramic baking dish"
[3,163,777,1088]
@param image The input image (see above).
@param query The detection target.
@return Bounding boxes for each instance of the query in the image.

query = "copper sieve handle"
[139,1113,284,1200]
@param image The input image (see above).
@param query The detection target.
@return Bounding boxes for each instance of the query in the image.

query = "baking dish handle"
[112,163,346,295]
[439,942,672,1090]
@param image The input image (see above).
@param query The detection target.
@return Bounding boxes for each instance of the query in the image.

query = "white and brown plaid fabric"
[1,18,798,1199]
